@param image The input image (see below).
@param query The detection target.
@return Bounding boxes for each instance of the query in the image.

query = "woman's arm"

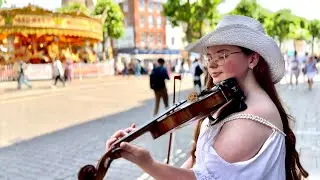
[106,128,197,180]
[118,142,196,180]
[180,156,194,169]
[142,160,197,180]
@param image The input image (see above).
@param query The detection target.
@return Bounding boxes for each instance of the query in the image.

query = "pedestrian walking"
[102,15,308,180]
[135,59,142,77]
[123,61,129,77]
[149,58,170,116]
[52,58,65,87]
[64,60,73,83]
[17,60,32,90]
[289,51,300,87]
[190,58,203,93]
[305,56,318,90]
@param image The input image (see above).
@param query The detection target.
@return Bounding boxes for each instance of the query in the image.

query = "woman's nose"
[208,61,219,68]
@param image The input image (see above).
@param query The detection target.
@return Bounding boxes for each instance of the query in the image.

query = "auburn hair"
[190,47,308,180]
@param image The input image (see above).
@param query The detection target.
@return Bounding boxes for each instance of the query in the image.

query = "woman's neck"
[238,71,263,98]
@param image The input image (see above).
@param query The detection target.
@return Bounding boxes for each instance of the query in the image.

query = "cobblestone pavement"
[0,75,319,180]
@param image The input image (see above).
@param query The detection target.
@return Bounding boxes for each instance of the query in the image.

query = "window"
[141,32,147,47]
[158,33,162,44]
[141,32,147,42]
[124,17,128,26]
[148,15,153,27]
[148,2,153,12]
[140,16,145,27]
[149,33,154,43]
[156,16,162,28]
[139,0,145,10]
[123,2,128,12]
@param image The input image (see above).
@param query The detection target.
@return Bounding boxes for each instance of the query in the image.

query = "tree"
[57,2,89,15]
[230,0,271,28]
[271,9,296,49]
[263,13,277,38]
[308,19,320,55]
[163,0,223,43]
[291,17,310,52]
[230,0,259,18]
[92,0,124,60]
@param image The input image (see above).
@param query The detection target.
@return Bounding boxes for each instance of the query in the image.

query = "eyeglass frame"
[206,51,243,66]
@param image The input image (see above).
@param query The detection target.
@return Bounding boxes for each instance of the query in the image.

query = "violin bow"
[166,74,182,164]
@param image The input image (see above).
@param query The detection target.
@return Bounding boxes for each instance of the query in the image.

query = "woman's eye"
[218,55,225,59]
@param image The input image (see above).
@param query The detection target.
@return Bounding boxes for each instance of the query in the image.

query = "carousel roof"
[0,5,103,41]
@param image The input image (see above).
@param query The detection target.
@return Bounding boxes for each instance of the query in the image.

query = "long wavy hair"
[190,47,309,180]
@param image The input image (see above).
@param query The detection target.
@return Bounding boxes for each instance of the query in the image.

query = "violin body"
[78,78,247,180]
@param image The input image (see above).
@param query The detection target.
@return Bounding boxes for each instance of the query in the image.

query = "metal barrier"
[0,64,16,81]
[0,62,115,82]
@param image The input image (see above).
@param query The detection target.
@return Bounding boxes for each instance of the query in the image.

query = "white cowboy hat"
[185,15,285,83]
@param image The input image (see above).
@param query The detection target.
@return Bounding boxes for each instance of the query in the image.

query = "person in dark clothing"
[190,59,203,93]
[150,58,170,115]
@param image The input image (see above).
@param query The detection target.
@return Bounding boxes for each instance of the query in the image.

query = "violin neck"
[114,119,158,147]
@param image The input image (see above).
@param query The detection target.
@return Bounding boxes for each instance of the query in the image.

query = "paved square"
[0,75,319,179]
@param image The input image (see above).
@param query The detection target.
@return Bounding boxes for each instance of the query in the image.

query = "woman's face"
[206,45,254,84]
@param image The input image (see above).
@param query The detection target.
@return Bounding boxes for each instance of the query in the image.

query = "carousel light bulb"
[28,45,32,49]
[14,37,19,44]
[2,38,7,44]
[40,43,43,48]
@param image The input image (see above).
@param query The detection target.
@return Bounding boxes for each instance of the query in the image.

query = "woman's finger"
[120,142,134,152]
[123,127,135,134]
[106,137,117,151]
[110,129,127,139]
[131,123,136,128]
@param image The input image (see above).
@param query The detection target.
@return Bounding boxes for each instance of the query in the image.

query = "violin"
[78,78,247,180]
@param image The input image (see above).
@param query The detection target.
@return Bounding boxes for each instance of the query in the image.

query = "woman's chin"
[212,77,224,84]
[212,76,234,84]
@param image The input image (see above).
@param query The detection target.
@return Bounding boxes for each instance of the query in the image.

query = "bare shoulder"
[213,97,283,163]
[245,95,284,131]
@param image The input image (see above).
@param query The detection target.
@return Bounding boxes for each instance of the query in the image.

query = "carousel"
[0,5,103,65]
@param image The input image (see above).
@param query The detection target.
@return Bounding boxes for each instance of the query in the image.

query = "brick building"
[114,0,181,61]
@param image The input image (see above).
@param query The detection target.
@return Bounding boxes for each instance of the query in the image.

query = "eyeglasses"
[206,51,242,66]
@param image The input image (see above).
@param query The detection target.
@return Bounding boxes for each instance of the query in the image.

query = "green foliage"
[92,0,124,39]
[230,0,271,24]
[308,19,320,54]
[230,0,259,18]
[308,19,320,39]
[270,9,296,46]
[163,0,223,43]
[57,2,89,15]
[291,16,310,41]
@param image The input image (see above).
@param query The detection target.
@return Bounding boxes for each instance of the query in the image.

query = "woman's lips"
[211,72,222,78]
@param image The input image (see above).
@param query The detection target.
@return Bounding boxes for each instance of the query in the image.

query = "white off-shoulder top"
[192,114,286,180]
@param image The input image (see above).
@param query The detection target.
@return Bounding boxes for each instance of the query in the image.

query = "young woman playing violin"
[103,16,308,180]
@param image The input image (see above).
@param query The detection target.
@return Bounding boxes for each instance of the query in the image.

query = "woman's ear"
[248,53,259,69]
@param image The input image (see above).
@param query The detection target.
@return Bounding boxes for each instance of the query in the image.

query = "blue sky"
[2,0,320,20]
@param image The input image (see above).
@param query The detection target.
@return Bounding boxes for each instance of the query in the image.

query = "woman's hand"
[105,124,154,169]
[119,142,154,170]
[105,123,136,151]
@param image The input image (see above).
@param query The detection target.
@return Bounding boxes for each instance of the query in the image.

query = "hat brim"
[185,24,285,84]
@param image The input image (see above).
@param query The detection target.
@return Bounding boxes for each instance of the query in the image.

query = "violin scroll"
[78,165,97,180]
